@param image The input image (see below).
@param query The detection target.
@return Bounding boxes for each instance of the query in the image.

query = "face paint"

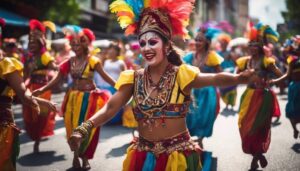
[139,31,165,66]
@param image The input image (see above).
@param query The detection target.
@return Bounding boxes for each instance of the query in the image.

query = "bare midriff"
[138,118,188,141]
[72,79,96,91]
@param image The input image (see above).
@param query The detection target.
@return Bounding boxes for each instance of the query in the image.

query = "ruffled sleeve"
[263,56,276,68]
[236,56,250,71]
[0,57,23,78]
[41,51,55,66]
[114,70,134,90]
[177,64,200,91]
[206,51,224,66]
[89,56,101,70]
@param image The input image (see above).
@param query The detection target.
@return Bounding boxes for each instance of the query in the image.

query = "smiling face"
[70,35,90,56]
[139,31,166,66]
[194,32,208,52]
[28,31,43,54]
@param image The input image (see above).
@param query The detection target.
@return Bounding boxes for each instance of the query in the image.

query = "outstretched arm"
[94,63,116,87]
[185,70,253,93]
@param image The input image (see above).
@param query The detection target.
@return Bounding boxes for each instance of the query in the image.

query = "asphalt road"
[14,85,300,171]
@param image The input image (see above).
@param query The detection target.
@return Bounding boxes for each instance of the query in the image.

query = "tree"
[281,0,300,35]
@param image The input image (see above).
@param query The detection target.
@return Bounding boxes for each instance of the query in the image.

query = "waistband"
[133,130,199,156]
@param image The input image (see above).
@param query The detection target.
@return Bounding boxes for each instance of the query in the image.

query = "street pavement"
[15,85,300,171]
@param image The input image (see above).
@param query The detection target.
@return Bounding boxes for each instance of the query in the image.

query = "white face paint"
[139,32,165,67]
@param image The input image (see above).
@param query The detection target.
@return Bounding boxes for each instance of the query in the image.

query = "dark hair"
[108,43,121,56]
[196,32,210,52]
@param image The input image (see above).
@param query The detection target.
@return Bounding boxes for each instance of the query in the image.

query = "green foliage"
[282,0,300,34]
[44,0,84,25]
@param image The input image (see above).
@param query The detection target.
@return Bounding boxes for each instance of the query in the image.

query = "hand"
[35,98,58,113]
[68,132,83,151]
[32,89,43,96]
[238,69,255,84]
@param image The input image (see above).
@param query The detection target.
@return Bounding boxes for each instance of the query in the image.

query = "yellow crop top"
[236,56,275,70]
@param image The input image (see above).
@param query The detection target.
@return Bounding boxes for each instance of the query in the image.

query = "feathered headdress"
[110,0,195,39]
[247,22,279,46]
[29,19,46,33]
[218,33,232,44]
[198,27,221,41]
[62,25,82,41]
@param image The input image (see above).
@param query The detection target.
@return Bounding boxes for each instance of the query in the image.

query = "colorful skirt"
[187,86,220,138]
[61,88,110,159]
[0,123,20,171]
[220,86,237,106]
[238,88,280,154]
[123,131,204,171]
[23,82,55,140]
[286,81,300,121]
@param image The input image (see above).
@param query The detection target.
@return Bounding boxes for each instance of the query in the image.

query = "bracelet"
[73,120,94,139]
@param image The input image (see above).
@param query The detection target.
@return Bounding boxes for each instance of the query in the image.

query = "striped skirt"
[61,88,110,159]
[123,131,210,171]
[238,88,280,154]
[23,82,55,140]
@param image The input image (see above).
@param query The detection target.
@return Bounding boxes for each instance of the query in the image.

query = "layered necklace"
[70,56,88,79]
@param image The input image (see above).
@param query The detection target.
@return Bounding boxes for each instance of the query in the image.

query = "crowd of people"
[0,0,299,170]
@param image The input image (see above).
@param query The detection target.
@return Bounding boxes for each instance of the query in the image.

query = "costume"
[237,23,281,155]
[60,27,110,159]
[22,20,56,141]
[116,64,203,170]
[0,57,23,171]
[286,55,300,121]
[218,34,237,107]
[184,51,222,138]
[109,0,213,170]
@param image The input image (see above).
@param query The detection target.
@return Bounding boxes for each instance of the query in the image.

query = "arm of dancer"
[32,71,63,96]
[6,70,57,113]
[270,62,292,84]
[186,70,254,93]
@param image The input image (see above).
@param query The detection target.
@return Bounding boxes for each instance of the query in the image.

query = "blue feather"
[125,0,144,21]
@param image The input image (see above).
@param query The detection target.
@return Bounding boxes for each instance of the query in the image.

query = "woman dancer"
[270,36,300,139]
[33,27,115,169]
[184,27,223,147]
[0,47,56,170]
[68,0,254,170]
[23,19,57,153]
[236,23,282,170]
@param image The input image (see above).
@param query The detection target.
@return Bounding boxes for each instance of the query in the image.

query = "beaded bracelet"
[73,120,94,139]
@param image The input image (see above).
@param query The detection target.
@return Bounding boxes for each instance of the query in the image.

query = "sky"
[249,0,287,30]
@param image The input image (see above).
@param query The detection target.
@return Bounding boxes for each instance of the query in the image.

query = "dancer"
[184,27,223,148]
[236,23,282,170]
[0,37,56,170]
[218,34,237,110]
[33,26,115,169]
[270,35,300,139]
[68,0,254,170]
[22,19,57,153]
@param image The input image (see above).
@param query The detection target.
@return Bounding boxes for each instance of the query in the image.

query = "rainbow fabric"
[62,89,110,159]
[238,88,280,154]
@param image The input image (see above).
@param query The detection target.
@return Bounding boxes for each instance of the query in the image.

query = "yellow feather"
[43,21,56,33]
[144,0,150,8]
[119,16,134,28]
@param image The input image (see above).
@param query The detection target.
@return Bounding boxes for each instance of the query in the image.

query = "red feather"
[82,28,95,42]
[29,19,46,33]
